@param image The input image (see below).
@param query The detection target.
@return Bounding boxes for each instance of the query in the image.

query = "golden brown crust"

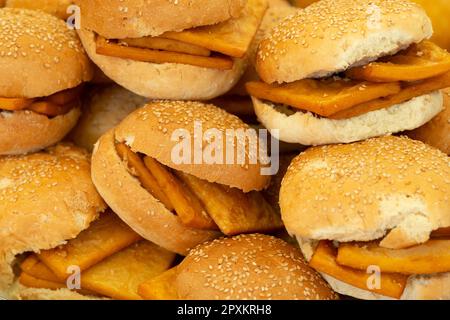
[114,101,271,192]
[77,27,247,100]
[175,234,339,300]
[5,0,72,19]
[256,0,432,83]
[91,130,220,255]
[75,0,246,39]
[281,136,450,248]
[0,8,93,98]
[0,144,106,293]
[408,88,450,155]
[0,107,81,155]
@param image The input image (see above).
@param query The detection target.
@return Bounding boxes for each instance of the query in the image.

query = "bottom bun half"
[298,238,450,300]
[0,108,81,155]
[78,28,248,100]
[252,91,444,145]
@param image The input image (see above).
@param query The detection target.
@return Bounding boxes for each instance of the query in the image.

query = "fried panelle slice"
[346,41,450,82]
[96,36,233,70]
[20,255,61,283]
[115,143,174,211]
[246,79,401,117]
[162,0,268,58]
[330,71,450,119]
[120,37,211,57]
[138,267,179,300]
[28,101,75,117]
[431,227,450,238]
[176,172,283,236]
[19,272,65,291]
[143,157,218,230]
[47,86,83,105]
[80,241,176,300]
[0,97,34,110]
[337,240,450,275]
[310,241,408,299]
[38,212,142,280]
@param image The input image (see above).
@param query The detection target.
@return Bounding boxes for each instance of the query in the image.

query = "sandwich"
[0,144,180,300]
[0,8,93,155]
[408,87,450,155]
[280,135,450,299]
[70,84,148,151]
[75,0,268,100]
[246,0,450,145]
[139,234,339,300]
[91,100,283,256]
[0,144,106,299]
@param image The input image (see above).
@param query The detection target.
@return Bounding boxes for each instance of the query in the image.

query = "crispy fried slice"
[38,212,142,280]
[20,255,61,283]
[246,79,401,117]
[19,272,65,291]
[120,37,211,57]
[27,101,76,117]
[96,36,234,70]
[162,0,268,58]
[431,227,450,238]
[116,143,174,211]
[0,97,34,111]
[80,241,176,300]
[176,172,282,236]
[138,267,178,300]
[143,157,218,230]
[47,86,83,105]
[337,240,450,275]
[346,41,450,82]
[310,241,408,299]
[330,71,450,119]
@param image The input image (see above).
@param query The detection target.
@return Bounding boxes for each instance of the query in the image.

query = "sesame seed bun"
[113,101,270,192]
[408,88,450,155]
[77,27,247,100]
[70,85,148,152]
[91,129,220,255]
[5,0,72,19]
[0,8,93,98]
[74,0,245,39]
[256,0,432,84]
[0,144,106,298]
[0,107,81,155]
[252,91,444,145]
[280,136,450,249]
[175,234,338,300]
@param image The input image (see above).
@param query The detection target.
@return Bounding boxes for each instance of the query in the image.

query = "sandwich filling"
[308,229,450,299]
[16,211,177,300]
[94,0,268,70]
[115,142,282,235]
[247,41,450,119]
[0,85,83,117]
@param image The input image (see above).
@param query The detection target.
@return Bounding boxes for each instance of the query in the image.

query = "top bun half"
[113,100,271,192]
[0,8,93,98]
[256,0,432,84]
[75,0,246,39]
[280,136,450,249]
